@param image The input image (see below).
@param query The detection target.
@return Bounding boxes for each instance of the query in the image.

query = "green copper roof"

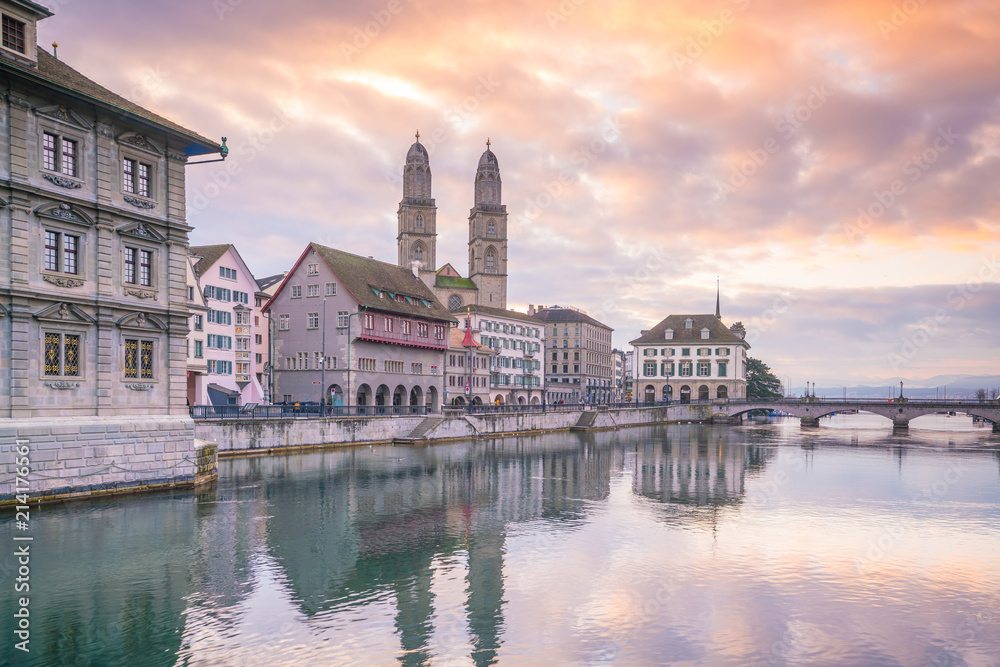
[435,275,478,290]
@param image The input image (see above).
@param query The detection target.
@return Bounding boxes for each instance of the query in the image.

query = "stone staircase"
[569,410,598,431]
[393,416,445,443]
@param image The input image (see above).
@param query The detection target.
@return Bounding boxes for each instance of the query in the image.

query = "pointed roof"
[189,244,231,277]
[406,131,429,164]
[716,278,721,319]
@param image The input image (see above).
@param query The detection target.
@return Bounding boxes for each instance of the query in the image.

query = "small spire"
[716,277,721,319]
[486,137,491,149]
[415,130,420,142]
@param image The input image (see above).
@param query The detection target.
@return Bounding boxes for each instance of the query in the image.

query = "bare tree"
[975,388,988,403]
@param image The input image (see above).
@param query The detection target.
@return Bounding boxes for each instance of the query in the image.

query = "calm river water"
[3,415,1000,666]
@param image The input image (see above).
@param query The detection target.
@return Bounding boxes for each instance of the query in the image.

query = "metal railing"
[190,404,430,420]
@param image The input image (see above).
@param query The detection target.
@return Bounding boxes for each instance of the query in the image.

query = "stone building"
[451,304,544,405]
[255,271,286,403]
[265,242,454,410]
[629,299,750,402]
[530,305,614,404]
[0,0,224,500]
[396,134,508,310]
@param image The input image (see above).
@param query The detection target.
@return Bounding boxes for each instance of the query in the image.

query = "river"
[3,415,999,666]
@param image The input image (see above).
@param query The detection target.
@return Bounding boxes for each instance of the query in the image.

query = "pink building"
[187,245,264,406]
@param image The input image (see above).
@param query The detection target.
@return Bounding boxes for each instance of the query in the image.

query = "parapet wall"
[195,404,716,455]
[1,416,200,505]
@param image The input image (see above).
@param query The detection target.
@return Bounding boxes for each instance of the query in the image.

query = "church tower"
[468,140,508,308]
[397,132,437,285]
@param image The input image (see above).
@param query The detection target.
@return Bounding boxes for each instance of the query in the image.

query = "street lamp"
[320,297,327,414]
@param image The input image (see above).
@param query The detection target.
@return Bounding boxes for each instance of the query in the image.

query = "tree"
[975,388,988,403]
[729,321,747,339]
[746,357,783,399]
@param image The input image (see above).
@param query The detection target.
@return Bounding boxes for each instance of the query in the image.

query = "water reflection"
[1,419,998,666]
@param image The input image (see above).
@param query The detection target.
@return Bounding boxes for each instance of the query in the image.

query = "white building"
[188,245,264,406]
[452,304,545,405]
[629,312,749,403]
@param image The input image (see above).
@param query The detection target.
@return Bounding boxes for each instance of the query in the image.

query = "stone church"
[396,133,508,310]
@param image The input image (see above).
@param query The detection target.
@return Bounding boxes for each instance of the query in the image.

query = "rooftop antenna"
[51,42,58,59]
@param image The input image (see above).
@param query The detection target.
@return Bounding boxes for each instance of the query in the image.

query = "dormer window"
[685,318,693,329]
[2,14,25,54]
[664,329,673,340]
[701,328,710,339]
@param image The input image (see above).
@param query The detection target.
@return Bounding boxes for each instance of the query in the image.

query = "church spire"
[716,277,721,320]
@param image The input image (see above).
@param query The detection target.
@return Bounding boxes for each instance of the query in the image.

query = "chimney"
[410,260,421,278]
[527,304,535,315]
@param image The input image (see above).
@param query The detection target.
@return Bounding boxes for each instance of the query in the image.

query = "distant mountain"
[806,374,1000,399]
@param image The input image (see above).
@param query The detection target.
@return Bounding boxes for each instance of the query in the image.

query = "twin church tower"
[396,133,508,311]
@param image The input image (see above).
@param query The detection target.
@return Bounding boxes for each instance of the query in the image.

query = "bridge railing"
[728,397,997,406]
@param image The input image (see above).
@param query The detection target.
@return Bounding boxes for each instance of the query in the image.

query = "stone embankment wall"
[196,404,716,456]
[0,416,206,506]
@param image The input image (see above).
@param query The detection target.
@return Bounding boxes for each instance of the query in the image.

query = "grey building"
[529,305,614,404]
[0,0,223,500]
[265,243,455,410]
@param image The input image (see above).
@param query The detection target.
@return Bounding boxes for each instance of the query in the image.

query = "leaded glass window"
[140,341,153,379]
[124,339,138,378]
[44,333,60,376]
[64,335,80,375]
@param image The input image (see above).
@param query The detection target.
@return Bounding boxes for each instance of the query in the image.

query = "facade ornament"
[124,195,156,209]
[124,287,157,300]
[96,222,116,232]
[125,383,154,391]
[96,124,115,140]
[58,303,70,319]
[136,313,146,327]
[47,203,79,221]
[166,151,188,163]
[45,381,80,390]
[7,95,31,110]
[7,203,32,214]
[43,274,85,288]
[43,173,82,189]
[121,134,157,151]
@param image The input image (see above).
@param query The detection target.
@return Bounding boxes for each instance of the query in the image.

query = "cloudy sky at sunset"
[36,0,1000,387]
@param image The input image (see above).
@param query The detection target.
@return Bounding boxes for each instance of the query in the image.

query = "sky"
[34,0,1000,388]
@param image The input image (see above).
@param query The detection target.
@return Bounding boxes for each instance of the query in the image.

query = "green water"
[3,417,1000,666]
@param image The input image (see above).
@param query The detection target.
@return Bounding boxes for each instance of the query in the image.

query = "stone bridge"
[709,398,1000,430]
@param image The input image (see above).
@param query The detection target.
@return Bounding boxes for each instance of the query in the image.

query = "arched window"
[699,385,710,401]
[414,246,423,263]
[487,219,496,236]
[448,294,462,310]
[415,214,423,229]
[486,247,495,271]
[717,385,728,399]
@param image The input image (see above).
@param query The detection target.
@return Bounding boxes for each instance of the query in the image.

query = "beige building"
[530,305,614,404]
[396,134,508,310]
[629,309,750,403]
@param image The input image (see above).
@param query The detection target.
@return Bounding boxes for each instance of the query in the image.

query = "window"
[697,362,711,376]
[701,328,710,339]
[42,132,78,177]
[486,248,495,270]
[418,322,429,338]
[487,219,496,236]
[448,294,462,310]
[123,247,152,286]
[307,312,319,329]
[401,320,412,336]
[207,360,232,375]
[414,246,423,262]
[219,267,237,280]
[255,334,262,344]
[325,282,337,296]
[415,214,423,228]
[411,363,423,374]
[44,333,81,377]
[664,329,673,340]
[384,360,404,373]
[194,340,203,358]
[235,311,250,326]
[716,348,730,356]
[235,337,250,351]
[307,284,319,297]
[307,263,319,276]
[44,230,80,275]
[718,362,728,376]
[2,14,25,53]
[123,158,151,197]
[207,335,232,349]
[681,348,690,356]
[643,362,656,377]
[337,311,349,328]
[383,316,393,333]
[278,314,289,331]
[193,315,203,331]
[680,362,693,376]
[290,285,302,298]
[124,338,154,379]
[434,325,445,340]
[363,313,375,330]
[357,357,376,372]
[698,348,712,356]
[206,310,231,326]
